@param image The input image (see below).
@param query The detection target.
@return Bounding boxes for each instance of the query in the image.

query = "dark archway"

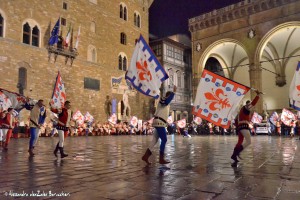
[204,57,225,77]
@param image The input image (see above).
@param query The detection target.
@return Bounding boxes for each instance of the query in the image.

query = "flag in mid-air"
[289,62,300,110]
[192,70,250,129]
[167,115,173,124]
[177,118,186,128]
[193,116,202,125]
[125,35,168,99]
[48,18,60,45]
[0,90,12,110]
[281,108,296,126]
[0,88,36,111]
[72,110,84,125]
[84,112,94,123]
[251,112,262,123]
[50,71,66,109]
[269,112,279,125]
[108,113,117,125]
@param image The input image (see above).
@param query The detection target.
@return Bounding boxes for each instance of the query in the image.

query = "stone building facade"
[150,35,192,121]
[0,0,154,122]
[189,0,300,115]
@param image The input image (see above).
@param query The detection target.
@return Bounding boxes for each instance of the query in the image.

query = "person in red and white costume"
[231,90,261,167]
[50,101,72,158]
[2,108,14,151]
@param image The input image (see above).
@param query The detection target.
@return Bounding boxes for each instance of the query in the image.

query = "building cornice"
[189,0,298,32]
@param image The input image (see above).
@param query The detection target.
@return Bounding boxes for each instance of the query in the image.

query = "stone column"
[249,64,263,113]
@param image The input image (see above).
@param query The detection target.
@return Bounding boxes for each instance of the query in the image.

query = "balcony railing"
[47,46,79,66]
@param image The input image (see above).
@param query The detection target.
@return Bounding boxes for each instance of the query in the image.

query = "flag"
[0,88,36,111]
[177,118,186,128]
[281,108,296,126]
[111,76,123,88]
[167,115,173,124]
[0,91,12,110]
[50,71,66,109]
[130,116,138,127]
[48,18,60,45]
[72,110,84,125]
[289,62,300,110]
[74,25,81,50]
[193,116,202,125]
[64,24,71,47]
[108,113,117,125]
[84,112,94,123]
[251,112,262,123]
[192,69,250,129]
[125,35,169,99]
[269,112,279,125]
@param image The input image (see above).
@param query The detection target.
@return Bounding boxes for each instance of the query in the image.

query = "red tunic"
[238,95,260,130]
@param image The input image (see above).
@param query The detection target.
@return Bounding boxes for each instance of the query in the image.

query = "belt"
[154,116,167,124]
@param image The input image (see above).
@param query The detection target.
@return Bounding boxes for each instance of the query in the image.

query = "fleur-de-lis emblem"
[136,60,152,82]
[204,88,231,111]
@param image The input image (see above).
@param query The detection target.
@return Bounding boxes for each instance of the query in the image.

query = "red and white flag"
[74,25,80,50]
[177,118,186,128]
[192,70,250,129]
[73,110,84,125]
[0,88,35,111]
[281,108,296,126]
[0,90,12,110]
[289,62,300,110]
[125,35,169,99]
[193,116,202,125]
[167,115,173,124]
[50,71,66,109]
[108,113,117,125]
[84,112,94,123]
[251,112,263,123]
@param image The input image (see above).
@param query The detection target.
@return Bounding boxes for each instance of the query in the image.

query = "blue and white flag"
[289,62,300,110]
[48,18,60,45]
[125,35,168,99]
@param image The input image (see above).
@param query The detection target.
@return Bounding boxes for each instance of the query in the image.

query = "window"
[177,72,181,87]
[174,48,183,61]
[120,32,126,45]
[84,77,100,91]
[166,45,174,58]
[18,67,27,90]
[120,3,127,20]
[87,45,97,62]
[0,14,3,37]
[90,21,96,33]
[23,23,30,44]
[134,12,141,28]
[118,54,127,71]
[31,26,39,47]
[152,45,162,56]
[63,2,68,10]
[61,18,66,26]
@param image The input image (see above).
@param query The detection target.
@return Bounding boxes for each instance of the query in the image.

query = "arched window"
[22,21,40,47]
[122,56,127,71]
[118,55,122,70]
[177,72,181,87]
[90,21,96,33]
[0,13,3,37]
[120,3,127,20]
[118,53,127,71]
[120,5,123,19]
[32,26,39,47]
[23,23,31,44]
[137,15,140,28]
[134,12,141,28]
[134,13,137,26]
[87,45,97,62]
[120,32,126,45]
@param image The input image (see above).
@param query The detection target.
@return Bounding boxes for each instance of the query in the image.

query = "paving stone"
[0,136,299,199]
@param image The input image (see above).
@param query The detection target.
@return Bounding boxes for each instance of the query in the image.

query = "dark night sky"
[149,0,242,38]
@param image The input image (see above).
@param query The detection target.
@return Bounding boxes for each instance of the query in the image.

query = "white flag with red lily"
[0,90,12,110]
[84,112,94,123]
[50,71,66,109]
[0,88,35,111]
[108,113,117,125]
[269,112,279,125]
[72,110,84,125]
[192,70,250,129]
[177,118,186,128]
[289,62,300,111]
[251,112,262,123]
[281,108,296,126]
[125,35,169,99]
[130,116,138,127]
[167,115,173,124]
[193,116,202,125]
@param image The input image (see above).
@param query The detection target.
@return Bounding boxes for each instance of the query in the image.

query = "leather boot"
[159,152,170,164]
[59,147,68,158]
[231,147,239,163]
[142,148,152,165]
[236,145,244,160]
[28,148,35,156]
[53,143,59,157]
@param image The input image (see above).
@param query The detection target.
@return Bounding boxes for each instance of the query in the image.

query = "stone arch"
[21,18,42,47]
[0,8,7,37]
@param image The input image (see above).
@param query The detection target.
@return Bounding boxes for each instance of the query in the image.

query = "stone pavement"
[0,135,300,200]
